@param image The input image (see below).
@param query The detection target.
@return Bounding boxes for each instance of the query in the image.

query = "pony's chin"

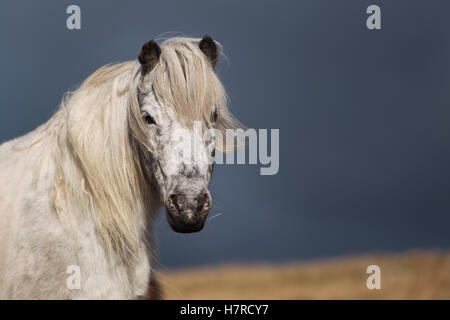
[166,212,205,233]
[169,222,204,233]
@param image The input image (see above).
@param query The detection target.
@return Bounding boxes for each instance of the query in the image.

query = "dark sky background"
[1,1,449,268]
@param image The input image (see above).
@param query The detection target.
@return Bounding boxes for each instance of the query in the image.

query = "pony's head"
[130,36,240,233]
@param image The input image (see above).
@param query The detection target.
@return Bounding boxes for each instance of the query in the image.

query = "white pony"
[0,36,240,299]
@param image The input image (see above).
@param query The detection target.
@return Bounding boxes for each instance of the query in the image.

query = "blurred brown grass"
[157,251,450,299]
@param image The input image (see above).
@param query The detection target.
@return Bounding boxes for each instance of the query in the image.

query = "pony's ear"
[199,35,219,69]
[138,40,161,76]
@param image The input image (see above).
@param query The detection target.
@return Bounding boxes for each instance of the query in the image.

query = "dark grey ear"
[199,35,219,68]
[138,40,161,75]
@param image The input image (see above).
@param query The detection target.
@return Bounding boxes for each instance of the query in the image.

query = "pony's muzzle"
[165,190,211,233]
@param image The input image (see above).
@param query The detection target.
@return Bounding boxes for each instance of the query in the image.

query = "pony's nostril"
[168,194,180,213]
[197,192,211,213]
[202,199,211,213]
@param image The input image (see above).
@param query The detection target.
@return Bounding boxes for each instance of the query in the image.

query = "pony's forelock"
[146,37,241,151]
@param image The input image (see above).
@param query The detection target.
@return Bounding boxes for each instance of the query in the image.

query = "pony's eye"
[212,109,218,122]
[142,112,156,125]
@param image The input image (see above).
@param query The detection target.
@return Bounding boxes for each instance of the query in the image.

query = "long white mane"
[19,37,240,260]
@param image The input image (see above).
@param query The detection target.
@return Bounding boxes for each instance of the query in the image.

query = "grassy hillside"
[157,251,450,299]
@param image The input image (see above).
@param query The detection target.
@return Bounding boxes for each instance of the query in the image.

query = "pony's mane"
[48,37,240,260]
